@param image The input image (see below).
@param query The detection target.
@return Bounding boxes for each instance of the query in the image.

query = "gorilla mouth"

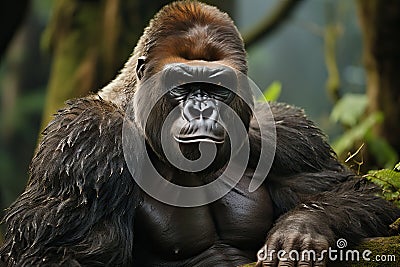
[174,134,224,144]
[174,122,225,144]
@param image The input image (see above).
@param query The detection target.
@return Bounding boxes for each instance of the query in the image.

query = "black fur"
[1,99,140,266]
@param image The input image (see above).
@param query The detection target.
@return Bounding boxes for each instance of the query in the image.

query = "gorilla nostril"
[202,106,214,119]
[187,106,201,120]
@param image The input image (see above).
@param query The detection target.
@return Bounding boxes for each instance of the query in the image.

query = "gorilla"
[1,1,399,266]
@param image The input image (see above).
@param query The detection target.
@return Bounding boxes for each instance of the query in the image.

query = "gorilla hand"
[256,212,334,267]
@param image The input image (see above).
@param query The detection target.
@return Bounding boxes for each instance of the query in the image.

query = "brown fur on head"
[140,1,248,76]
[99,1,248,109]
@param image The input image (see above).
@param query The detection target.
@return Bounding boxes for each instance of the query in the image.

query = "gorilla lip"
[174,121,225,144]
[173,134,224,144]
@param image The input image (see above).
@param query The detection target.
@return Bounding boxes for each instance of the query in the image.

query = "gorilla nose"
[177,97,224,144]
[183,98,218,122]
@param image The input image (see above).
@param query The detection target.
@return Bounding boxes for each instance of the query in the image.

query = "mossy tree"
[357,0,400,158]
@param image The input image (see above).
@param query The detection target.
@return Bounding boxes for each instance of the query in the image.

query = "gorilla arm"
[252,102,400,265]
[0,98,140,266]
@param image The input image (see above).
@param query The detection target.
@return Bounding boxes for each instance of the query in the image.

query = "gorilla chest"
[134,177,274,260]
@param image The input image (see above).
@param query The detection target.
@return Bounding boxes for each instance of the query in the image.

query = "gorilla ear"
[136,56,146,80]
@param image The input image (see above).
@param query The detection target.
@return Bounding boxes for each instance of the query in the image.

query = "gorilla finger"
[257,247,278,267]
[265,233,283,251]
[297,260,312,267]
[313,260,326,267]
[257,258,278,267]
[277,259,295,267]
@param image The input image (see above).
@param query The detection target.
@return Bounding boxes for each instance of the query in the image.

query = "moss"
[345,236,400,267]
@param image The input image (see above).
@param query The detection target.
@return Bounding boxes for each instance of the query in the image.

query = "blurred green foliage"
[330,93,368,127]
[330,93,398,168]
[0,0,52,208]
[262,81,282,102]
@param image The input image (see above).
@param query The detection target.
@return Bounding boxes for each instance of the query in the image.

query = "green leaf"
[332,112,383,155]
[366,165,400,207]
[367,169,400,189]
[330,93,368,126]
[261,81,282,102]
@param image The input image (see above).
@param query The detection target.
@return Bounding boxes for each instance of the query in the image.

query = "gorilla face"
[164,62,237,143]
[165,62,238,164]
[134,59,249,170]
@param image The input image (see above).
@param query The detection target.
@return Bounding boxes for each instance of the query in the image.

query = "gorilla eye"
[205,86,234,102]
[169,86,188,101]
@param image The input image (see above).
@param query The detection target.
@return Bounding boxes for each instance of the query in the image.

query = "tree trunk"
[357,0,400,155]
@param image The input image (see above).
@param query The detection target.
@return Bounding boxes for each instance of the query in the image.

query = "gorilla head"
[114,2,254,171]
